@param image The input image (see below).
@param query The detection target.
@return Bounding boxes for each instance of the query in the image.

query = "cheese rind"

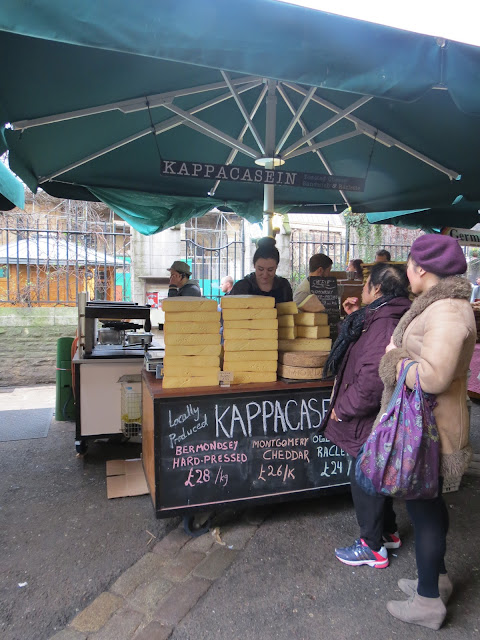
[224,339,278,352]
[223,319,278,330]
[165,333,221,346]
[165,344,222,356]
[163,366,220,377]
[296,325,331,339]
[165,311,221,323]
[276,301,298,316]
[222,360,278,373]
[222,308,277,320]
[223,328,278,341]
[164,322,220,335]
[232,372,277,384]
[221,295,275,309]
[278,315,294,327]
[162,375,219,389]
[278,364,324,380]
[294,312,328,326]
[162,297,218,312]
[279,338,332,352]
[279,351,329,367]
[163,355,220,368]
[278,327,296,340]
[223,350,278,362]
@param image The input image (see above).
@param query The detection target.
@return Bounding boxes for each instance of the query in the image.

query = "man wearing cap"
[167,261,201,297]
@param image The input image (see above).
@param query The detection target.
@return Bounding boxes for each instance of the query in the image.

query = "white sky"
[275,0,480,47]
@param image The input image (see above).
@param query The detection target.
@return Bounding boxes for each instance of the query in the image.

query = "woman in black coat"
[322,263,411,569]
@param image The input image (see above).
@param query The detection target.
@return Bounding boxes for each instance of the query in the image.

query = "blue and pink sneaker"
[382,531,402,549]
[335,538,389,569]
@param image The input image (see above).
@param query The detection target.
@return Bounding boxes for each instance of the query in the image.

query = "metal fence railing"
[0,218,131,306]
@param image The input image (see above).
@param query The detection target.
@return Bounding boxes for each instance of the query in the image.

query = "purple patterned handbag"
[356,360,440,500]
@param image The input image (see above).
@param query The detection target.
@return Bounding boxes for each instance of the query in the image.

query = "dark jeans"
[349,456,397,551]
[406,478,448,598]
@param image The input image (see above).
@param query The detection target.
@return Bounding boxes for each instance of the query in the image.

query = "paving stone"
[184,532,215,553]
[69,592,124,633]
[162,551,206,581]
[193,546,240,581]
[243,506,272,525]
[48,630,87,640]
[152,577,211,626]
[127,578,173,617]
[88,607,144,640]
[152,526,190,559]
[220,523,258,550]
[132,621,173,640]
[110,553,167,597]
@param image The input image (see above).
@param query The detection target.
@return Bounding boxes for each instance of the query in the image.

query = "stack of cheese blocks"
[278,307,332,380]
[162,297,221,389]
[221,295,278,384]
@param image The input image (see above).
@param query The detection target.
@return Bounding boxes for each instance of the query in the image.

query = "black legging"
[406,479,449,598]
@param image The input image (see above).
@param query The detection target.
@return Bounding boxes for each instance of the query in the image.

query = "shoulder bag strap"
[385,359,416,413]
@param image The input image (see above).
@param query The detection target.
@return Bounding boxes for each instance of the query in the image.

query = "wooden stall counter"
[142,371,350,519]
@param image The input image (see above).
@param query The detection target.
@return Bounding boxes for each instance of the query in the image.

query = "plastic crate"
[120,382,142,438]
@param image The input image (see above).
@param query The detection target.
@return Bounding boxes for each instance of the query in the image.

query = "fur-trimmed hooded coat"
[377,276,476,478]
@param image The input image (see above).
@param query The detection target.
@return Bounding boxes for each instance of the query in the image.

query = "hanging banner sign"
[160,160,365,192]
[441,227,480,246]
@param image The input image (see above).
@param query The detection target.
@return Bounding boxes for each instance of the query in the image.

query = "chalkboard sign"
[309,276,341,339]
[153,387,350,516]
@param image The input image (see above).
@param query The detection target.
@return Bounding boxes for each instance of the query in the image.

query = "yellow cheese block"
[163,366,220,378]
[222,308,277,320]
[223,328,278,341]
[162,375,219,389]
[278,363,323,380]
[162,297,218,312]
[278,315,294,327]
[276,301,298,316]
[221,295,275,309]
[223,350,278,362]
[279,338,332,352]
[165,344,222,357]
[165,333,221,346]
[165,311,221,323]
[163,355,220,368]
[222,360,278,373]
[232,372,277,385]
[294,312,328,326]
[297,294,326,313]
[224,339,278,352]
[296,325,331,339]
[278,326,297,340]
[223,318,278,330]
[164,321,220,335]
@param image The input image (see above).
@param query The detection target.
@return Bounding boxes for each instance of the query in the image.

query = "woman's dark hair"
[253,236,280,265]
[349,258,363,279]
[368,262,409,298]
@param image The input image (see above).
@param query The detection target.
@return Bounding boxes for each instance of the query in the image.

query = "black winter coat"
[230,273,293,304]
[323,297,411,457]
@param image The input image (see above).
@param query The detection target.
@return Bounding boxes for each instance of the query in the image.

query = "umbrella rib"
[11,75,263,131]
[282,81,460,180]
[161,103,260,159]
[37,82,263,183]
[220,71,265,155]
[276,86,317,155]
[276,83,351,208]
[282,96,371,158]
[286,130,362,159]
[209,84,268,197]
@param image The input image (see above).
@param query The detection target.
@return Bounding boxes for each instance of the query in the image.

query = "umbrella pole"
[262,80,277,238]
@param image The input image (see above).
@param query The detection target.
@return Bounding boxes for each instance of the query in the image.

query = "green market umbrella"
[1,0,480,233]
[0,161,24,211]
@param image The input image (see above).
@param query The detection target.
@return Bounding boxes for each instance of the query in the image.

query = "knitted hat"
[410,234,467,276]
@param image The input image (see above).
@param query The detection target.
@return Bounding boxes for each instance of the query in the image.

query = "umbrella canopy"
[0,161,25,211]
[1,0,480,233]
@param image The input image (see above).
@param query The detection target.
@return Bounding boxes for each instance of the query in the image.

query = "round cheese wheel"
[278,350,329,368]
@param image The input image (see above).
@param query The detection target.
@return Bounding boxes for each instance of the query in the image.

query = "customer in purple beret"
[379,234,476,630]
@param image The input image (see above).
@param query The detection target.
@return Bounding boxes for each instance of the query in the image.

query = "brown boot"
[387,592,446,630]
[398,574,453,604]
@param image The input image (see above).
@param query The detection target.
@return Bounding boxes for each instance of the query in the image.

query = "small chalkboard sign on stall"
[149,384,350,517]
[309,276,341,339]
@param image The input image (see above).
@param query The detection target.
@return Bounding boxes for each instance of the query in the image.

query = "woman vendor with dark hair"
[230,237,293,303]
